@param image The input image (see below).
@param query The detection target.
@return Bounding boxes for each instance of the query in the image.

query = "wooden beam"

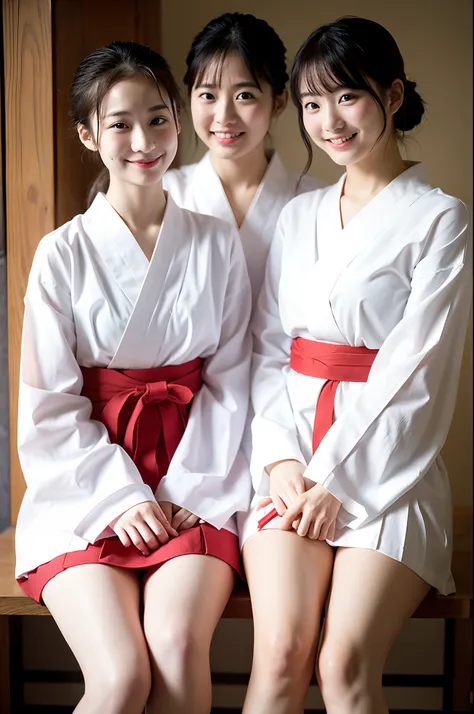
[3,0,55,523]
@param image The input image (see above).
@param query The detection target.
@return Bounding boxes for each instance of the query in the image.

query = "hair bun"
[395,77,425,132]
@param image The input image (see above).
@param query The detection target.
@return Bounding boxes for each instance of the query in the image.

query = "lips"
[127,157,161,168]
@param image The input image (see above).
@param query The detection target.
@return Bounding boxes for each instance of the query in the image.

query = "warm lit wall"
[162,0,473,506]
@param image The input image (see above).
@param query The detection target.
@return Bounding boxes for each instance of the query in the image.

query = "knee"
[254,629,315,685]
[146,620,205,671]
[86,654,152,713]
[317,640,375,705]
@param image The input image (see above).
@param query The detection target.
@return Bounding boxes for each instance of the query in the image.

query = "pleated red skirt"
[18,360,242,603]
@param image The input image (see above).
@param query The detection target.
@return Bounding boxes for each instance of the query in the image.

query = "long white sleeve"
[304,203,472,528]
[250,221,307,495]
[18,238,155,544]
[156,232,252,527]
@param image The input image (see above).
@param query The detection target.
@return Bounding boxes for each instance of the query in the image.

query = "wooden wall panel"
[3,0,55,523]
[54,0,162,225]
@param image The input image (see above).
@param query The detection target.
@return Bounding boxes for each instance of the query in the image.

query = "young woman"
[163,12,325,304]
[163,13,325,553]
[15,41,251,714]
[243,17,471,714]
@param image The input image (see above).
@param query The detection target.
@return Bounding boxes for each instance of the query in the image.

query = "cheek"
[302,113,319,137]
[190,103,210,129]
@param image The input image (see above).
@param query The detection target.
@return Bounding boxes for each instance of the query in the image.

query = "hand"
[171,507,200,532]
[158,500,173,524]
[257,459,306,517]
[110,500,178,556]
[279,483,341,541]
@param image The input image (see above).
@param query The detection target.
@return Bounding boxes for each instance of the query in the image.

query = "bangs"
[292,36,374,102]
[189,46,263,93]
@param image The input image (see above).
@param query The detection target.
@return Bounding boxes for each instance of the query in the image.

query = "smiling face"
[190,52,285,162]
[78,75,179,192]
[300,80,393,167]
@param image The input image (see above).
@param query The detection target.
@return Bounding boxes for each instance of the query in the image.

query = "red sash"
[81,358,202,492]
[257,339,378,529]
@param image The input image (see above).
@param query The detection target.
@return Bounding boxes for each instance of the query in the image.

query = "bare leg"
[317,547,430,714]
[143,554,235,714]
[242,531,334,714]
[42,564,151,714]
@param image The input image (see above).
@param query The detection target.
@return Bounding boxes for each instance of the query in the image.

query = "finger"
[151,505,178,537]
[127,525,150,556]
[171,508,196,530]
[256,497,273,511]
[279,502,302,530]
[114,527,132,548]
[135,522,160,551]
[309,519,322,541]
[294,476,306,496]
[327,521,336,542]
[271,494,287,517]
[177,514,200,531]
[292,517,301,531]
[297,511,312,538]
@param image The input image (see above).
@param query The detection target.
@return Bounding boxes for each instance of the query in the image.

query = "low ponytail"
[86,167,110,208]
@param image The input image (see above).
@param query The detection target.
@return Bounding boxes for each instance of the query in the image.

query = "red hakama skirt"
[19,359,242,603]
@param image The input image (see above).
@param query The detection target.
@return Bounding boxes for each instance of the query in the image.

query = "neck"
[210,144,270,190]
[105,181,167,234]
[344,136,408,199]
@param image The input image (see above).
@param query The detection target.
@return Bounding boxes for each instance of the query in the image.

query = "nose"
[130,125,155,154]
[214,97,237,126]
[322,104,344,134]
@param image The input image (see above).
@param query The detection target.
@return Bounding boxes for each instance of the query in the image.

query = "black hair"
[183,12,288,97]
[70,41,181,205]
[290,16,425,174]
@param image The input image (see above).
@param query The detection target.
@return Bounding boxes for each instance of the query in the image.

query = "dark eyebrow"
[195,82,260,91]
[300,92,320,99]
[105,103,169,118]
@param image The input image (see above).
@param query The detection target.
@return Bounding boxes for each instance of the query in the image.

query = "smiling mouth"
[327,133,357,145]
[128,157,160,164]
[212,132,244,139]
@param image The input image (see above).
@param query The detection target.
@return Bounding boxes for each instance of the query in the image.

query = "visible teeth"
[330,135,355,144]
[214,132,241,138]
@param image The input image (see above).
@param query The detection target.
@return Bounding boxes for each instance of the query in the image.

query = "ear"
[77,123,98,152]
[272,89,289,119]
[387,79,404,117]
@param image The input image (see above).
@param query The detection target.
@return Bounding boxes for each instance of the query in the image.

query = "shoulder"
[163,162,200,193]
[173,201,236,246]
[28,215,84,291]
[278,183,331,226]
[295,172,328,194]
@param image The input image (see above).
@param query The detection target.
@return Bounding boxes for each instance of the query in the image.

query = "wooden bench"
[1,511,472,713]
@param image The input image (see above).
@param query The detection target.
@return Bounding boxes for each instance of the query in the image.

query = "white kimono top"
[16,193,252,578]
[164,150,325,540]
[250,163,472,594]
[163,151,325,302]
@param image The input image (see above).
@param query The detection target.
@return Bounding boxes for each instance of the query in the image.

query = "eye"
[340,93,356,103]
[237,91,255,100]
[199,92,215,101]
[304,101,319,111]
[151,117,166,125]
[110,122,128,130]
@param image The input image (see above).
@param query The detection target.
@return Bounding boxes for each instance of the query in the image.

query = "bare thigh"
[319,547,430,676]
[143,554,235,650]
[42,564,150,684]
[243,530,334,653]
